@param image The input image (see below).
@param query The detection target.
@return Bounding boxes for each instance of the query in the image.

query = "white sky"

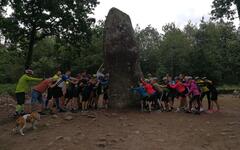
[93,0,239,31]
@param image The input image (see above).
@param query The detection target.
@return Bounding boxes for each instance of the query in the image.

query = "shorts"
[168,89,177,100]
[52,87,63,98]
[96,85,102,96]
[16,92,25,105]
[47,88,53,100]
[103,93,108,100]
[211,92,218,101]
[142,96,149,102]
[161,91,169,102]
[178,89,188,98]
[65,88,73,99]
[31,90,43,105]
[72,87,80,98]
[148,92,157,102]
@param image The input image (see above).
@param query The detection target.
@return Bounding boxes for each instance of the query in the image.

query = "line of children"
[14,69,109,116]
[15,69,219,116]
[131,74,220,114]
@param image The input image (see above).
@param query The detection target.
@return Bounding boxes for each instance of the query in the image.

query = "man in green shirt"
[15,69,42,115]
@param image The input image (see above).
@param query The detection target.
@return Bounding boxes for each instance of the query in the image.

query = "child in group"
[31,78,56,115]
[45,71,61,111]
[160,77,171,111]
[166,76,177,111]
[208,81,220,112]
[197,77,211,112]
[52,70,78,112]
[151,77,165,111]
[169,77,188,112]
[140,78,157,112]
[65,79,79,113]
[81,77,93,112]
[186,78,201,114]
[131,82,149,112]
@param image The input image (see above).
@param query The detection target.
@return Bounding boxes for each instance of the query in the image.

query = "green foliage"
[211,0,240,21]
[0,84,16,95]
[0,20,104,83]
[135,20,240,84]
[0,0,99,67]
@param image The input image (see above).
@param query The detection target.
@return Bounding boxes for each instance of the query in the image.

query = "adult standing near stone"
[15,69,42,116]
[104,8,143,109]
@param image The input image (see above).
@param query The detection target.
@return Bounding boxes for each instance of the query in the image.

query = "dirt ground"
[0,95,240,150]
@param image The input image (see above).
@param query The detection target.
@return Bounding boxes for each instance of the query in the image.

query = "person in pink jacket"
[187,79,201,114]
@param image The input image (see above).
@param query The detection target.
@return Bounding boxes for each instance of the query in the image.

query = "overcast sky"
[93,0,239,31]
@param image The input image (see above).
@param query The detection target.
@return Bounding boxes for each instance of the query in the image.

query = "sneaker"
[175,108,180,112]
[200,108,204,112]
[207,109,213,114]
[213,109,220,113]
[191,107,196,112]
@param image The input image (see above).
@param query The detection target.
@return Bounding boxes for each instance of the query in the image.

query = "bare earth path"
[0,95,240,150]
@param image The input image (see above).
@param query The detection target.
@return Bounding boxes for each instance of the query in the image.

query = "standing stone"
[104,8,143,109]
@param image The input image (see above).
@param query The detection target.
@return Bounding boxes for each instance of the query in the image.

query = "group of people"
[14,68,219,116]
[131,74,220,114]
[14,68,109,116]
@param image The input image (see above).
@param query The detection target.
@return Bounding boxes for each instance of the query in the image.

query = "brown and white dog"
[13,112,40,136]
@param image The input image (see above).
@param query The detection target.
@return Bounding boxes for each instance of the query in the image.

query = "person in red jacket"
[169,77,188,112]
[140,78,159,112]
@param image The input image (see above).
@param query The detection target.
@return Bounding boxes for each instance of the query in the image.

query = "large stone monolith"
[104,8,143,109]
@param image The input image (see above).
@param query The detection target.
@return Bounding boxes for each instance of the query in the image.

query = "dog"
[13,112,40,136]
[232,90,240,98]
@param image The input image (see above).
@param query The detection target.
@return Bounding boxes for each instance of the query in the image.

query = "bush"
[0,84,16,96]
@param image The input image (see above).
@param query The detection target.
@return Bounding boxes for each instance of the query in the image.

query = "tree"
[0,0,99,68]
[211,0,240,21]
[135,25,162,74]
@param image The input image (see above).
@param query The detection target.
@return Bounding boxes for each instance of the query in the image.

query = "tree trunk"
[104,8,143,109]
[25,25,36,69]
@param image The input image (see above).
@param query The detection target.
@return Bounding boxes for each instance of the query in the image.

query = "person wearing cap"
[15,69,42,116]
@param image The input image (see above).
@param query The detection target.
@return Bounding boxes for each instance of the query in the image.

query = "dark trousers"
[200,91,211,110]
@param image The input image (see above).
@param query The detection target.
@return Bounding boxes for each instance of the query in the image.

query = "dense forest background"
[0,0,240,85]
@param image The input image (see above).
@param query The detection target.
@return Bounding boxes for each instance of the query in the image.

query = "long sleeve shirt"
[188,81,201,96]
[169,81,185,93]
[140,79,156,95]
[15,74,42,93]
[131,87,148,97]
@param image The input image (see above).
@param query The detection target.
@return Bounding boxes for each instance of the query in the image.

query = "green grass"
[0,84,16,96]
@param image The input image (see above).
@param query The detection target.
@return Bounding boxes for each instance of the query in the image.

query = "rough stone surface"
[104,8,143,109]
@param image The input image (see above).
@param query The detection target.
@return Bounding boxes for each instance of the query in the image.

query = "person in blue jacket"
[131,82,149,112]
